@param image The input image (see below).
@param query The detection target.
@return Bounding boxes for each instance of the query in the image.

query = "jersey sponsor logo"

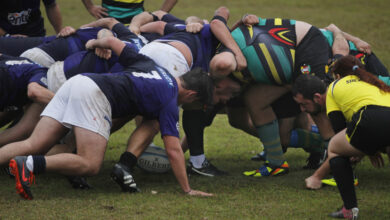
[300,64,311,74]
[5,60,33,66]
[8,10,32,26]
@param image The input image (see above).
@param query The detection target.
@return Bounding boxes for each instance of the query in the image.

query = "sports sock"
[119,152,137,169]
[183,110,206,155]
[289,128,327,153]
[329,156,357,209]
[189,154,206,168]
[31,155,46,174]
[256,120,284,166]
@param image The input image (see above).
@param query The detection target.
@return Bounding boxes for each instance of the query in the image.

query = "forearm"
[86,36,126,56]
[160,0,177,12]
[83,18,119,30]
[164,136,191,192]
[332,30,349,56]
[27,83,54,105]
[210,19,241,58]
[130,12,154,29]
[46,4,63,34]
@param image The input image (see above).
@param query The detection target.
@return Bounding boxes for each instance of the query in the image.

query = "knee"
[81,160,102,176]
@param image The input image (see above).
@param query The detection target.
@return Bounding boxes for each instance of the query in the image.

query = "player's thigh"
[328,129,364,158]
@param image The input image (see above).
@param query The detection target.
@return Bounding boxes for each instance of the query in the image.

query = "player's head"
[292,75,327,115]
[179,67,214,105]
[331,55,364,79]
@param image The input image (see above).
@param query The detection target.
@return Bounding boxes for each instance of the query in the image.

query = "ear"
[185,90,198,99]
[335,73,341,79]
[313,93,322,103]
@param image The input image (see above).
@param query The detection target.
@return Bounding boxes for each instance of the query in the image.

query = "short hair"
[292,75,327,100]
[180,67,214,105]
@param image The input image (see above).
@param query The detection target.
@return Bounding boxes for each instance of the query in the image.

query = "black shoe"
[67,176,92,189]
[187,159,227,177]
[303,150,327,169]
[111,163,140,193]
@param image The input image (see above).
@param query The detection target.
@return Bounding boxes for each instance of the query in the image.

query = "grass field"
[1,0,390,219]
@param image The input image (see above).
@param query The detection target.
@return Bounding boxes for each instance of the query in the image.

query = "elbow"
[214,6,229,20]
[27,83,40,102]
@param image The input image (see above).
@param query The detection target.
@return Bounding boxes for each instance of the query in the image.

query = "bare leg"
[45,126,107,176]
[0,103,44,147]
[126,119,160,157]
[0,116,68,165]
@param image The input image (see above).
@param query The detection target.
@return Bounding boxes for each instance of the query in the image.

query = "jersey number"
[132,70,162,80]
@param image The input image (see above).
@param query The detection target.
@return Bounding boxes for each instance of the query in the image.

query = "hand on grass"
[305,176,322,190]
[186,189,213,197]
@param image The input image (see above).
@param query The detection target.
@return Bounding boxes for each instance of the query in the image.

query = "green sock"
[256,120,284,166]
[289,128,326,153]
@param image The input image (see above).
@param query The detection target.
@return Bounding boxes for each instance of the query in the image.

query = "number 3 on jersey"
[132,70,162,80]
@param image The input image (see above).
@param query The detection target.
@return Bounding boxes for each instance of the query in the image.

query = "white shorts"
[41,75,112,140]
[47,61,66,93]
[139,41,190,77]
[20,47,55,68]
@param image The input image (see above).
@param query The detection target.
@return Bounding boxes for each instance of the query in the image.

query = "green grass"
[1,0,390,219]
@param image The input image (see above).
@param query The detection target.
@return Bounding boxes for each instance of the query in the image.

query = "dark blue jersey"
[38,27,102,62]
[63,50,121,79]
[0,35,55,56]
[84,45,180,137]
[0,54,47,111]
[159,23,219,72]
[0,0,55,37]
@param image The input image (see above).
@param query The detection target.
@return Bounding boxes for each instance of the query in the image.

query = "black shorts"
[347,105,390,155]
[294,26,332,83]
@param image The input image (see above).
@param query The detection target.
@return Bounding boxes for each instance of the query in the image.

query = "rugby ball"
[137,145,171,173]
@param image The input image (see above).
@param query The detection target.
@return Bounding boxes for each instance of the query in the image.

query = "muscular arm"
[163,135,191,192]
[160,0,178,12]
[81,17,119,30]
[85,36,126,56]
[129,12,156,35]
[45,3,63,34]
[27,82,54,105]
[210,7,246,72]
[325,24,349,57]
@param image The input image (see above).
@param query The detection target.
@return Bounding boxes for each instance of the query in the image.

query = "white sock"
[189,154,205,168]
[26,155,34,172]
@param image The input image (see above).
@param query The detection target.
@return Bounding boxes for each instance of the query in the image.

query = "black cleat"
[187,159,227,177]
[303,150,326,169]
[111,163,140,193]
[67,176,92,189]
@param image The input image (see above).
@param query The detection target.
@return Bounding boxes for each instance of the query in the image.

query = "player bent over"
[0,36,213,199]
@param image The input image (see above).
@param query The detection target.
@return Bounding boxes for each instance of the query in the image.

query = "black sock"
[119,152,137,169]
[329,156,357,209]
[183,110,206,156]
[32,155,46,174]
